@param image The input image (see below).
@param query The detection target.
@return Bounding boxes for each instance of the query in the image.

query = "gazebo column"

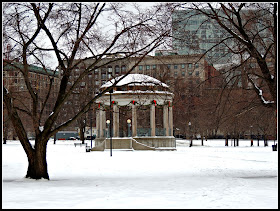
[163,104,169,136]
[150,104,156,136]
[96,109,100,138]
[113,104,119,137]
[132,104,137,137]
[168,106,173,136]
[100,109,106,138]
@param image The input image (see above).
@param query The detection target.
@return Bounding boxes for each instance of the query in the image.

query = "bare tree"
[172,3,276,109]
[3,2,170,179]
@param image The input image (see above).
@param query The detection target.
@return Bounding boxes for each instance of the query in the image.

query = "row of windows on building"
[74,62,199,73]
[73,62,202,85]
[137,63,199,71]
[94,70,202,88]
[4,70,57,83]
[4,70,60,94]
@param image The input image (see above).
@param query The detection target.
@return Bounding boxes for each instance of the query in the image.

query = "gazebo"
[92,74,175,151]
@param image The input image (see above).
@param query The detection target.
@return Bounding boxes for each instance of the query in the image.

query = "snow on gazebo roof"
[101,74,169,88]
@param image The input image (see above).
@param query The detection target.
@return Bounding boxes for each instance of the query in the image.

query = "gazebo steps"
[155,147,177,151]
[91,137,176,151]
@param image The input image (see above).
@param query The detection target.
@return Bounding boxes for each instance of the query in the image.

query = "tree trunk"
[225,135,228,146]
[237,137,239,146]
[26,140,49,180]
[80,125,85,144]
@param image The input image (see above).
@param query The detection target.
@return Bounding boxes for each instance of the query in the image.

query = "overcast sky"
[43,2,161,70]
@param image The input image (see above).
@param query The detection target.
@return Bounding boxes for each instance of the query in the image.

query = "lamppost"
[127,119,131,137]
[106,119,112,156]
[109,89,113,156]
[106,120,110,138]
[189,122,192,147]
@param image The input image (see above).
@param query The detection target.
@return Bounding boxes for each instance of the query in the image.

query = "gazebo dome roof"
[98,74,173,106]
[101,74,169,89]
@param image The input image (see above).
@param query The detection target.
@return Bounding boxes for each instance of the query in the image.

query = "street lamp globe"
[127,119,131,124]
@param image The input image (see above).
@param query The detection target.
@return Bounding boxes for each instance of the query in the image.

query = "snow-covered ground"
[2,139,278,209]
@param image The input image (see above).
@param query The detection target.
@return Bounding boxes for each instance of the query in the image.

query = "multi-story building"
[3,59,60,139]
[72,53,222,95]
[66,52,224,97]
[171,7,273,66]
[172,9,233,65]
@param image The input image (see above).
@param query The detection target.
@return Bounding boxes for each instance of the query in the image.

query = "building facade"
[171,7,273,66]
[3,60,60,139]
[172,9,233,65]
[77,53,220,94]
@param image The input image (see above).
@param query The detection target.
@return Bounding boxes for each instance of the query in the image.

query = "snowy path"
[2,139,278,209]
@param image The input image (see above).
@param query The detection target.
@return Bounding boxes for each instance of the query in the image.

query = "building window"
[188,63,192,69]
[138,65,143,71]
[101,68,106,74]
[181,64,185,69]
[249,63,256,68]
[188,71,192,76]
[195,71,199,76]
[108,66,112,73]
[80,82,86,87]
[182,71,185,77]
[174,64,178,69]
[121,65,126,73]
[115,66,120,75]
[195,64,199,68]
[152,65,156,70]
[146,65,150,70]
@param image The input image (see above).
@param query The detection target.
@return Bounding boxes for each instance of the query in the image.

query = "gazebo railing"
[100,128,167,138]
[156,128,166,136]
[137,128,151,136]
[137,128,166,136]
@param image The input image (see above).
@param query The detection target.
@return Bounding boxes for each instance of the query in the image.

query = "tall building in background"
[172,9,234,65]
[172,8,273,64]
[172,8,274,89]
